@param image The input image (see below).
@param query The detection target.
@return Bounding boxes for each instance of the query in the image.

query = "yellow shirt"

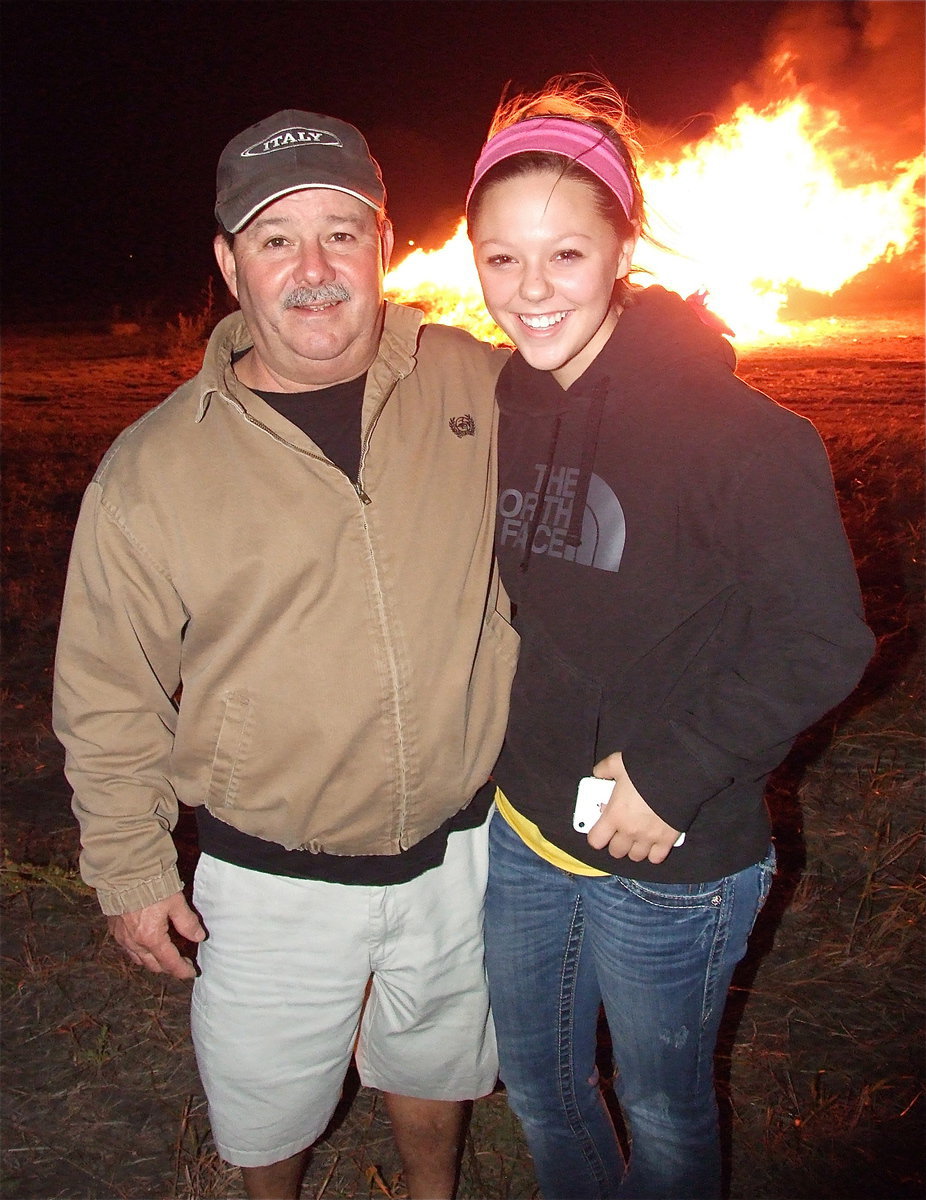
[495,787,609,877]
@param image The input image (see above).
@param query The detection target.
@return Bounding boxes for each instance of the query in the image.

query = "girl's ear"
[616,228,640,279]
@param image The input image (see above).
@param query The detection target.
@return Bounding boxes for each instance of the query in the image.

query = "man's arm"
[108,892,206,980]
[53,481,188,918]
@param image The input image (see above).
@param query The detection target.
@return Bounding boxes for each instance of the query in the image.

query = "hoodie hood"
[496,286,737,416]
[497,287,738,568]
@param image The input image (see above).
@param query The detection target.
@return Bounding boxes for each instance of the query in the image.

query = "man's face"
[214,189,394,391]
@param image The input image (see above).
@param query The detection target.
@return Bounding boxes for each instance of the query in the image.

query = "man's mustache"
[283,284,351,308]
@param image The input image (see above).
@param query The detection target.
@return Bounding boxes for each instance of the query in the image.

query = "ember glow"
[385,97,924,345]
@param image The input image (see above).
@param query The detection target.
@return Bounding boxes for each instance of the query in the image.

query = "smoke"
[738,0,925,163]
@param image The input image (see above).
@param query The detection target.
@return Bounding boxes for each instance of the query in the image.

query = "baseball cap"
[215,110,386,234]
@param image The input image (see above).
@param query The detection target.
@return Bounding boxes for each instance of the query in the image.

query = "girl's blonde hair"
[468,74,648,301]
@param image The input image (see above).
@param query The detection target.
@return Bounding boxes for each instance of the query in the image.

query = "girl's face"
[472,170,637,390]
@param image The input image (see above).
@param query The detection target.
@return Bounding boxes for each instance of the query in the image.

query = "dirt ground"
[2,317,923,1198]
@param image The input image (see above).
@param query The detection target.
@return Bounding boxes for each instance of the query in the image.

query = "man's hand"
[586,752,682,865]
[107,892,206,981]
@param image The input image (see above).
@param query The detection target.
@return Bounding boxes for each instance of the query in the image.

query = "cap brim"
[222,182,381,234]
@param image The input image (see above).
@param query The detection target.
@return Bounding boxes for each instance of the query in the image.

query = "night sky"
[2,1,922,321]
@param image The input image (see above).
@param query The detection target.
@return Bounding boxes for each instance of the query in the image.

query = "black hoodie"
[494,287,875,882]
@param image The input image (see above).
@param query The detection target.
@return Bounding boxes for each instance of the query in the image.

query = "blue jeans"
[485,813,775,1200]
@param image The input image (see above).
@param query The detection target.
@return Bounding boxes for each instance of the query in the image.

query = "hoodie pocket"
[205,691,252,808]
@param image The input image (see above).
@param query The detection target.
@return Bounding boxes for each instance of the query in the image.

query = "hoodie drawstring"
[519,415,563,573]
[566,378,609,549]
[518,376,609,571]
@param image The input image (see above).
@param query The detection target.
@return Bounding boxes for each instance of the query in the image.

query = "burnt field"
[1,320,924,1199]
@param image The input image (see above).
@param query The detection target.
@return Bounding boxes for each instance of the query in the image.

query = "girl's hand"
[587,752,682,864]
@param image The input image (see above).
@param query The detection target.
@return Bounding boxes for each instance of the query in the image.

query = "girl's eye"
[555,249,582,262]
[486,254,514,266]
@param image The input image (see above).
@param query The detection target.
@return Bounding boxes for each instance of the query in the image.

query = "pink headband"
[466,116,634,219]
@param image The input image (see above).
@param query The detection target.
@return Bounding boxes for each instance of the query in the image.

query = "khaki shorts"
[190,817,497,1167]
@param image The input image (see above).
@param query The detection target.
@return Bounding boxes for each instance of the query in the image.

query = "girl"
[466,76,874,1199]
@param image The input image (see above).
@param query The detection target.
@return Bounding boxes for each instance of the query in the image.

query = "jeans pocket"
[755,843,777,915]
[615,876,725,910]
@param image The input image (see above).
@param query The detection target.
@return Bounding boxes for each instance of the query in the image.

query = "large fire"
[385,97,924,345]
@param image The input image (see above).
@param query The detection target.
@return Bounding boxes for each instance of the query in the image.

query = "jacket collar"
[193,301,424,422]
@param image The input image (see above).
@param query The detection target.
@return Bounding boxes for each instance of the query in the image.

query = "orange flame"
[385,97,924,345]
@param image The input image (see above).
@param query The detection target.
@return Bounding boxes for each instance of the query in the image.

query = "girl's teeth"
[521,312,566,330]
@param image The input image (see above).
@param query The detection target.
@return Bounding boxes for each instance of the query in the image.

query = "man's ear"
[380,219,395,274]
[214,234,239,300]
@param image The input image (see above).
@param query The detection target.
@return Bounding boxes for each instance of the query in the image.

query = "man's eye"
[330,232,355,243]
[264,237,289,248]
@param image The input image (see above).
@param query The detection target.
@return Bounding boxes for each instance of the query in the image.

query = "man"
[53,111,518,1200]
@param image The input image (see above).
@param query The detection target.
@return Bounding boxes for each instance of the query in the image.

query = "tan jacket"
[53,305,518,915]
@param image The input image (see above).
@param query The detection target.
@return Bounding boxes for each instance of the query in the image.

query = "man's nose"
[295,241,336,286]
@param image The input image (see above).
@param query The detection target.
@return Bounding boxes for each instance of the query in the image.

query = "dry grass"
[1,320,923,1198]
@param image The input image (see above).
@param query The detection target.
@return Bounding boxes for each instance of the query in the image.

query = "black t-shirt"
[195,374,491,884]
[260,374,364,483]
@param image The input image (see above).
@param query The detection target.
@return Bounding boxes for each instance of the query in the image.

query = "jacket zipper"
[222,382,410,837]
[354,378,410,840]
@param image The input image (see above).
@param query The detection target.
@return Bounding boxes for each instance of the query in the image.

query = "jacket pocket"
[205,691,252,808]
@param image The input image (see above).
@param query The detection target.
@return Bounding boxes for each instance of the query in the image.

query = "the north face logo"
[449,414,476,438]
[241,127,343,157]
[498,469,625,572]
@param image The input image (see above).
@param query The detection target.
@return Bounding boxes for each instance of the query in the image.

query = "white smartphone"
[572,776,614,832]
[572,776,686,846]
